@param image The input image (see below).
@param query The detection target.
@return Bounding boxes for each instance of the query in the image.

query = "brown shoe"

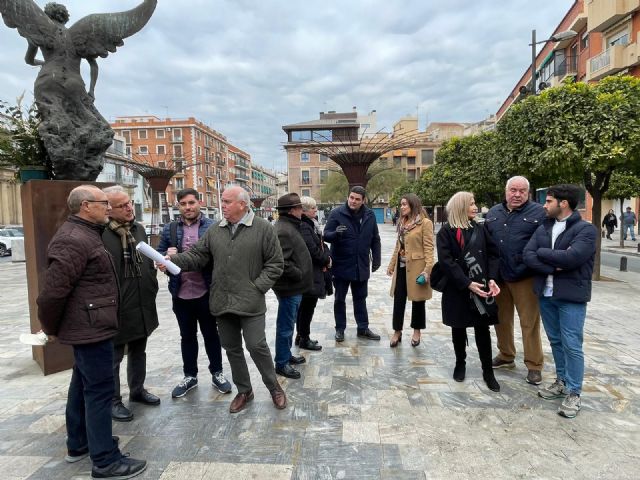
[270,383,287,410]
[526,369,542,385]
[229,389,254,413]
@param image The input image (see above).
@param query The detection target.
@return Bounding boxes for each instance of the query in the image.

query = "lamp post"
[528,29,578,95]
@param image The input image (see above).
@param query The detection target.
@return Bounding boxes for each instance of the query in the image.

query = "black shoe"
[66,436,120,463]
[129,389,160,406]
[453,362,466,382]
[357,328,381,341]
[111,402,133,422]
[276,364,301,379]
[299,338,322,351]
[91,455,147,479]
[335,329,345,342]
[483,371,501,392]
[289,355,306,365]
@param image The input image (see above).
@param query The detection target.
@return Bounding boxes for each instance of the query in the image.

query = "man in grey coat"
[167,186,286,413]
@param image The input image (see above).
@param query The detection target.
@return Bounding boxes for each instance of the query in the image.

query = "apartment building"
[111,115,251,221]
[250,164,278,214]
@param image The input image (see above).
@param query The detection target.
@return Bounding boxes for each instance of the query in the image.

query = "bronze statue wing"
[0,0,58,47]
[68,0,157,58]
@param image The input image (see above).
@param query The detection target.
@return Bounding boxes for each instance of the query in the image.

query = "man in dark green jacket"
[168,186,286,413]
[273,193,313,379]
[103,186,159,423]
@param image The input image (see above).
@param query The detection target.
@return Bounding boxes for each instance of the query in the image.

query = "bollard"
[620,256,628,272]
[602,229,606,238]
[637,243,640,253]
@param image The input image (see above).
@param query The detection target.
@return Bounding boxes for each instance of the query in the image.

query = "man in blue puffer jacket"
[157,188,231,399]
[324,186,381,342]
[523,184,596,419]
[485,176,546,386]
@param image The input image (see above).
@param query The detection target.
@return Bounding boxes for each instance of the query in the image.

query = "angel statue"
[0,0,157,180]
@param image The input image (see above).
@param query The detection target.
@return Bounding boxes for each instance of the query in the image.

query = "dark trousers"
[66,340,121,468]
[296,295,319,338]
[172,294,223,377]
[605,225,614,238]
[113,336,148,402]
[333,278,369,331]
[216,313,278,394]
[451,325,493,371]
[392,265,426,331]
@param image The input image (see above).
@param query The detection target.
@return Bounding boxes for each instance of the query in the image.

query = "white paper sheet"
[136,241,181,275]
[20,331,48,346]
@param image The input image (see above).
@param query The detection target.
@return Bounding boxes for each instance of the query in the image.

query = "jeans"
[333,278,369,331]
[274,294,302,369]
[623,224,636,240]
[539,297,587,395]
[172,294,223,377]
[392,265,426,331]
[66,340,121,468]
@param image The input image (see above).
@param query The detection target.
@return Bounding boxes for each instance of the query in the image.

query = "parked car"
[0,228,24,256]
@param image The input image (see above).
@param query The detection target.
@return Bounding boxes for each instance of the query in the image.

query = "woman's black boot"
[483,370,500,392]
[452,328,467,382]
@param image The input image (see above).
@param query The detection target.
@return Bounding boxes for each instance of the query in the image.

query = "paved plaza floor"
[0,223,639,479]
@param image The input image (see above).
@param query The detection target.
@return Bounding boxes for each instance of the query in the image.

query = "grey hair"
[224,184,250,204]
[67,185,100,214]
[102,185,126,195]
[300,196,317,211]
[505,176,530,191]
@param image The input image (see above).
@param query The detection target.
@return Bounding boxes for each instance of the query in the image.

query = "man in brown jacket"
[38,185,146,479]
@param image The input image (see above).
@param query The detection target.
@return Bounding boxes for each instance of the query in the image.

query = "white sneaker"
[558,392,581,418]
[538,379,566,400]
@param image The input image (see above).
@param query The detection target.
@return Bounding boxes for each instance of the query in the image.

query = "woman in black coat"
[295,196,331,350]
[436,191,501,392]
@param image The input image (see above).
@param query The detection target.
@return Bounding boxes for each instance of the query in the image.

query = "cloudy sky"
[0,0,573,171]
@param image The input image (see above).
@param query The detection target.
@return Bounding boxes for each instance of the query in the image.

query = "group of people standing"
[36,176,596,478]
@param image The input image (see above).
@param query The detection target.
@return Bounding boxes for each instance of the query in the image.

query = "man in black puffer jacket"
[38,185,146,479]
[273,193,313,379]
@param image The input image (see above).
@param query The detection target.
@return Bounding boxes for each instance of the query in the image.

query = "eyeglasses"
[84,200,110,206]
[111,200,134,209]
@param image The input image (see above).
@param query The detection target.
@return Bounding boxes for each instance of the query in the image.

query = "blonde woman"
[436,192,501,392]
[387,194,434,347]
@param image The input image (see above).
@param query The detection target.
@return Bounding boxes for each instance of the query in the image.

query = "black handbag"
[429,262,447,292]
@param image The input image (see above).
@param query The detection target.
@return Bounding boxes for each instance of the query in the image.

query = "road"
[601,249,640,273]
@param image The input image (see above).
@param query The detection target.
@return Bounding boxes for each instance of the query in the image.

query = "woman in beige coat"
[387,193,434,347]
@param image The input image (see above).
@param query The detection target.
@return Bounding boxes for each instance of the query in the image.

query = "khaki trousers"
[494,277,544,370]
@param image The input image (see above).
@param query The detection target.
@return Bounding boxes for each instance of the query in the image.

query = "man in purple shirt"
[157,188,232,398]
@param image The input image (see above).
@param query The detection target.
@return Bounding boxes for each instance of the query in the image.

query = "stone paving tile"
[1,224,640,478]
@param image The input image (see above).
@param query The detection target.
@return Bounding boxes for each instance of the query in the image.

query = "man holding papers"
[102,186,160,422]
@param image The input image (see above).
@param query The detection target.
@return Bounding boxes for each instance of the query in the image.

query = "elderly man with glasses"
[102,186,160,422]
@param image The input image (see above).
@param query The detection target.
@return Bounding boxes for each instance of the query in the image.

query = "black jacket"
[436,222,500,328]
[102,222,159,345]
[523,211,596,303]
[38,216,119,345]
[273,214,313,297]
[300,215,331,298]
[485,200,546,282]
[324,203,381,281]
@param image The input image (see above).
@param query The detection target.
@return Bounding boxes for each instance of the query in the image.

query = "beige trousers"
[494,277,544,370]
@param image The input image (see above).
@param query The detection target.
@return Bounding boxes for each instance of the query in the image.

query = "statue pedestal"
[21,180,112,375]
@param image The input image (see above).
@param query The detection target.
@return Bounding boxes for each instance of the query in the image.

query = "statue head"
[44,3,70,24]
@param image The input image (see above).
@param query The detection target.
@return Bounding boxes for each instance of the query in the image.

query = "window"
[175,178,184,190]
[312,130,332,141]
[302,189,310,197]
[199,193,204,202]
[138,145,148,155]
[581,32,588,50]
[122,130,131,143]
[156,145,166,155]
[198,177,204,187]
[125,146,131,156]
[608,29,629,47]
[407,156,416,165]
[421,149,434,165]
[197,146,202,156]
[155,129,165,139]
[173,128,182,141]
[291,130,312,141]
[173,144,183,157]
[393,156,401,166]
[158,161,166,168]
[320,153,328,162]
[138,129,147,139]
[301,170,310,185]
[319,169,328,184]
[300,151,310,162]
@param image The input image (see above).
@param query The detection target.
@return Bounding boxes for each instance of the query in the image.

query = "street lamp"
[526,29,578,95]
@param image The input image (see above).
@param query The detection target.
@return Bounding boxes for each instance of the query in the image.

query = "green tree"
[497,76,640,279]
[605,171,640,247]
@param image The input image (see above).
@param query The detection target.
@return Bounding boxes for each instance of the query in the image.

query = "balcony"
[235,173,249,181]
[101,172,138,187]
[301,178,311,185]
[551,56,578,86]
[587,0,640,32]
[587,33,640,80]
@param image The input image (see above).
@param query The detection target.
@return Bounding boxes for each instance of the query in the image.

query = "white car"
[0,228,24,256]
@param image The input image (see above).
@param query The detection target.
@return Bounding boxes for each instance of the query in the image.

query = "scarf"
[396,215,421,266]
[108,220,142,278]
